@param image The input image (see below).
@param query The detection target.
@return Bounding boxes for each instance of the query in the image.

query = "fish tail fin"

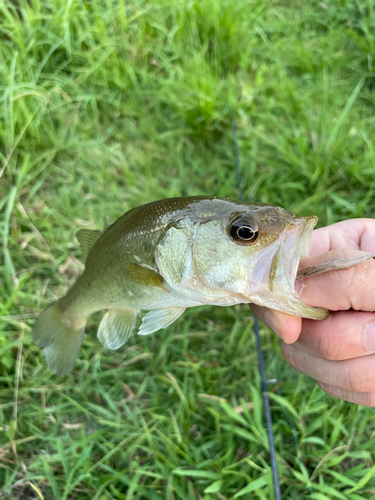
[32,302,86,376]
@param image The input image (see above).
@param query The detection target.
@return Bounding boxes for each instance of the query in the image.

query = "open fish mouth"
[247,214,329,320]
[287,215,318,288]
[268,215,318,296]
[266,215,331,319]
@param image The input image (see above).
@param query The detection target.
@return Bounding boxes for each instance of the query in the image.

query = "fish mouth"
[246,214,328,319]
[259,214,329,319]
[287,215,318,288]
[268,215,318,295]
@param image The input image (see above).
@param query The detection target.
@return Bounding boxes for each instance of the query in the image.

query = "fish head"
[156,198,327,319]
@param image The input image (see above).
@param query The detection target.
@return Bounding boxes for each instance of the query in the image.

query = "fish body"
[33,196,326,375]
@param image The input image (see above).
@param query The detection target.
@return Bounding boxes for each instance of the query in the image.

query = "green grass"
[1,0,375,498]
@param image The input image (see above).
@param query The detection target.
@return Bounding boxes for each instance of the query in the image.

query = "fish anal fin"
[138,307,185,336]
[76,229,103,262]
[125,263,164,288]
[98,309,139,350]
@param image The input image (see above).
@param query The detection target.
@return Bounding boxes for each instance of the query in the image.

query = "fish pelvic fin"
[98,309,139,350]
[138,307,186,336]
[32,302,86,376]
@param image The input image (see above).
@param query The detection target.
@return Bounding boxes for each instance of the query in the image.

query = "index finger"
[310,219,375,255]
[298,249,375,311]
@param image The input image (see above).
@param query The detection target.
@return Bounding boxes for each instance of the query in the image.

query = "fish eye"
[230,220,259,242]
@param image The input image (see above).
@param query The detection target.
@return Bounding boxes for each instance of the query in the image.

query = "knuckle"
[317,381,342,399]
[318,382,375,407]
[331,260,375,311]
[360,392,375,407]
[343,362,375,393]
[281,344,298,369]
[316,329,342,361]
[303,312,343,361]
[328,267,356,302]
[316,381,328,394]
[343,364,360,392]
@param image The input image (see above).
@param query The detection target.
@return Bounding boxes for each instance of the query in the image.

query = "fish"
[32,196,375,376]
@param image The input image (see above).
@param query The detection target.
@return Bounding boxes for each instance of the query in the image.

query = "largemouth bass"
[32,196,373,376]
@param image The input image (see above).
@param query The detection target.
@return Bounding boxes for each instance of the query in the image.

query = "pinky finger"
[317,381,375,407]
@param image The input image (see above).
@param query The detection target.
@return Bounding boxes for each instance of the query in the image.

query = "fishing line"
[275,385,314,496]
[254,315,282,499]
[230,109,282,500]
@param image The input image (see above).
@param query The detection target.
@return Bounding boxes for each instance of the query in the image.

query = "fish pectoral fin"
[76,229,103,262]
[98,309,139,350]
[125,263,165,288]
[138,307,186,336]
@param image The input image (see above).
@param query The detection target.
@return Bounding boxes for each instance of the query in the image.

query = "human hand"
[251,218,375,406]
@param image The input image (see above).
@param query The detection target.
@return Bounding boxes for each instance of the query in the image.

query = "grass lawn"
[1,0,375,498]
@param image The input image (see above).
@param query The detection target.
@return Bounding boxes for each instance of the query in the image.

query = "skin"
[251,218,375,407]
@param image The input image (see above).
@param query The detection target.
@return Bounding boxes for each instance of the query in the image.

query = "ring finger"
[281,343,375,395]
[316,381,375,407]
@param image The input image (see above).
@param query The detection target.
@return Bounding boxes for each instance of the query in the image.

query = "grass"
[1,0,375,498]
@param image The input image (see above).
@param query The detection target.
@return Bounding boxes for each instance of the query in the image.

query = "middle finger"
[281,343,375,393]
[295,310,375,361]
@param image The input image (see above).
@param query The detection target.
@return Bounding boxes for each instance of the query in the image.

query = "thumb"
[250,304,302,343]
[250,249,375,343]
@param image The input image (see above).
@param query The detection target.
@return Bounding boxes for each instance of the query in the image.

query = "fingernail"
[264,311,284,340]
[363,321,375,351]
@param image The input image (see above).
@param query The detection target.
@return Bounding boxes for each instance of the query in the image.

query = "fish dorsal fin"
[76,229,103,262]
[138,307,185,336]
[98,309,139,350]
[125,263,164,288]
